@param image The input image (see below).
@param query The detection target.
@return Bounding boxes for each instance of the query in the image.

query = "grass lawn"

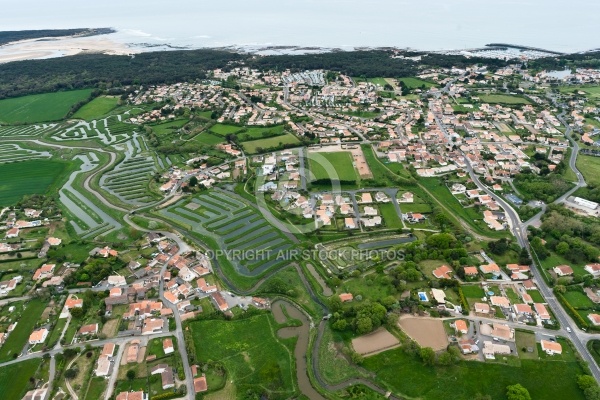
[563,290,596,308]
[151,119,188,135]
[309,151,357,182]
[318,326,365,384]
[587,340,600,367]
[189,313,297,398]
[362,144,411,180]
[419,260,446,279]
[341,110,380,119]
[461,285,485,299]
[478,94,530,105]
[363,347,585,400]
[72,96,119,120]
[398,77,437,89]
[0,358,41,399]
[576,154,600,187]
[505,288,522,304]
[515,331,539,360]
[379,203,403,229]
[210,123,243,136]
[0,159,73,206]
[241,133,300,154]
[84,376,107,400]
[0,89,93,123]
[338,275,395,303]
[193,132,226,145]
[0,299,47,361]
[527,290,545,303]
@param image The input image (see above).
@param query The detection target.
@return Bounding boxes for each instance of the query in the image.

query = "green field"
[461,285,485,299]
[577,155,600,187]
[0,159,72,206]
[478,94,531,105]
[309,151,357,182]
[0,299,47,361]
[193,132,226,145]
[364,347,585,400]
[563,290,595,308]
[0,358,41,399]
[527,290,545,303]
[151,119,189,135]
[242,133,301,154]
[72,96,119,120]
[0,89,93,123]
[379,203,403,229]
[398,77,437,89]
[209,123,242,135]
[84,376,107,400]
[189,313,296,398]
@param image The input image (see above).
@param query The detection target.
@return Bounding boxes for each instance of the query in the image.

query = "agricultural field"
[309,151,358,182]
[477,94,531,105]
[189,313,297,399]
[0,159,71,206]
[159,190,294,276]
[363,347,585,400]
[0,359,42,399]
[0,123,58,138]
[51,114,137,144]
[576,154,600,187]
[0,89,93,124]
[100,135,160,207]
[0,143,51,163]
[72,96,119,120]
[242,133,301,154]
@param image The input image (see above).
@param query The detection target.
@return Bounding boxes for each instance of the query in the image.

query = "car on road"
[566,327,572,333]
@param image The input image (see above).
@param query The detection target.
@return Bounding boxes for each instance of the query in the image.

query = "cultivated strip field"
[0,143,51,163]
[0,123,58,137]
[60,152,122,238]
[100,134,159,206]
[160,190,295,275]
[352,328,401,356]
[51,114,137,144]
[398,317,448,351]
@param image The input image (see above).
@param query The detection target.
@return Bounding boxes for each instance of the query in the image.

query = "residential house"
[197,278,217,293]
[432,265,453,279]
[588,313,600,326]
[463,266,479,277]
[540,340,562,355]
[483,341,511,359]
[553,265,574,277]
[585,264,600,276]
[453,320,468,334]
[28,328,49,345]
[32,264,55,281]
[491,323,514,341]
[211,292,229,312]
[534,303,551,320]
[339,293,354,302]
[194,375,208,393]
[163,338,174,354]
[490,296,510,308]
[480,263,501,276]
[474,303,491,314]
[79,323,99,336]
[513,303,533,316]
[116,391,148,400]
[22,388,48,400]
[127,341,140,363]
[141,318,164,335]
[107,275,127,286]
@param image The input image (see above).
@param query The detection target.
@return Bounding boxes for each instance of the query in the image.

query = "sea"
[2,0,600,53]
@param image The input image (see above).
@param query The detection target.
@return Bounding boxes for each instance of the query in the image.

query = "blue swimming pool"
[418,292,428,302]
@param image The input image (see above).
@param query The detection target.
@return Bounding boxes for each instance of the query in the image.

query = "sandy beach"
[0,35,136,63]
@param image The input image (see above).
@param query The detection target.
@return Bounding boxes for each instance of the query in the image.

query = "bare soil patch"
[352,327,400,356]
[398,317,448,351]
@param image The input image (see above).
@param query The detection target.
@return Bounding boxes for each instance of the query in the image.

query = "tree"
[419,347,436,366]
[578,375,598,391]
[189,176,198,187]
[556,241,570,255]
[506,384,531,400]
[70,307,84,319]
[64,368,77,379]
[126,369,136,381]
[585,386,600,400]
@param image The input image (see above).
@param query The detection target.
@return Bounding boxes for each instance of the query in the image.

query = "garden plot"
[160,190,295,276]
[100,134,159,207]
[0,143,51,163]
[0,123,58,137]
[59,152,122,238]
[51,114,137,144]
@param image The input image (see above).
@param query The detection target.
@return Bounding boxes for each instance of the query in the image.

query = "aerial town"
[1,37,600,400]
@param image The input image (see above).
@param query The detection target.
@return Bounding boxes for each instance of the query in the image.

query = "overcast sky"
[3,0,599,52]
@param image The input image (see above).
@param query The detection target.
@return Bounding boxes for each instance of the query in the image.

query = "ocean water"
[3,0,599,53]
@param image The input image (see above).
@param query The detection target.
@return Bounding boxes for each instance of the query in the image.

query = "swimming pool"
[418,292,428,302]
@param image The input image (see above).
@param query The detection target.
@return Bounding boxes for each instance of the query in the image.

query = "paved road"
[104,341,126,400]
